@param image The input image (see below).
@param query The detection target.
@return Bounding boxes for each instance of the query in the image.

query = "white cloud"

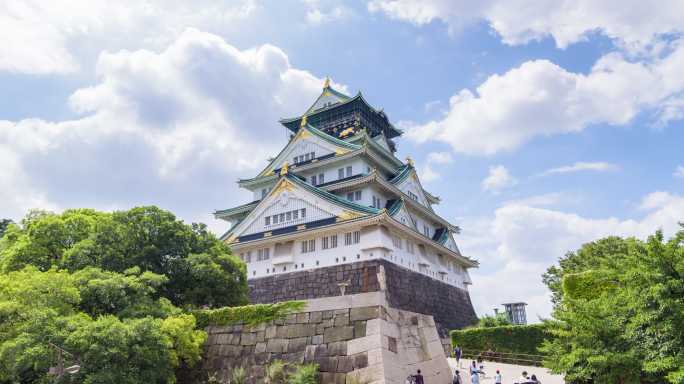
[674,165,684,178]
[304,2,352,25]
[462,191,684,319]
[405,41,684,155]
[481,165,516,193]
[539,161,619,177]
[0,0,259,74]
[368,0,684,49]
[420,151,453,182]
[0,29,328,231]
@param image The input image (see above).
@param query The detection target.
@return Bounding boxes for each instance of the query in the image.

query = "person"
[494,369,502,384]
[470,371,480,384]
[519,371,530,383]
[453,370,462,384]
[530,374,541,383]
[454,345,462,366]
[414,369,424,384]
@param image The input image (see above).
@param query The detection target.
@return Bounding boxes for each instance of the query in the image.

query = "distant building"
[502,302,528,325]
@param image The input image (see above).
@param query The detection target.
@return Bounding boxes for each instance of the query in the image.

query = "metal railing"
[457,349,546,367]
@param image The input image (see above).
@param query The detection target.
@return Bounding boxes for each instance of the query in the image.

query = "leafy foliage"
[475,313,511,328]
[193,301,306,328]
[288,364,319,384]
[451,324,548,357]
[264,360,286,384]
[541,227,684,383]
[0,207,248,308]
[0,219,11,239]
[0,207,252,383]
[0,266,206,383]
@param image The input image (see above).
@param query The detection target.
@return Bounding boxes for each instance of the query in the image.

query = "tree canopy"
[541,227,684,384]
[0,207,249,383]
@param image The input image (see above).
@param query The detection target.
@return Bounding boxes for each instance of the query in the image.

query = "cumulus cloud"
[405,41,684,155]
[481,165,516,193]
[539,161,619,177]
[0,0,259,74]
[462,191,684,319]
[0,29,328,231]
[674,165,684,178]
[420,151,454,182]
[368,0,684,49]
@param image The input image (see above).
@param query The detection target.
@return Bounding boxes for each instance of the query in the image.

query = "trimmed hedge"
[451,324,548,357]
[193,301,306,328]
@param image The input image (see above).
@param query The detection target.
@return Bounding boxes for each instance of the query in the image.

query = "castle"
[215,79,478,336]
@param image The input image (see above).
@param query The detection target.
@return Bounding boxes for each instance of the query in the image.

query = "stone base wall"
[199,293,453,384]
[248,259,477,337]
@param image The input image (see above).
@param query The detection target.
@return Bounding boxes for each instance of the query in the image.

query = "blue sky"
[1,0,683,319]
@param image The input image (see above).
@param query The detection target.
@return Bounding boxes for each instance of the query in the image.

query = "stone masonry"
[248,259,477,337]
[200,292,453,384]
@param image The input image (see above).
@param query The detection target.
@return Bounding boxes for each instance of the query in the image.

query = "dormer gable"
[223,174,379,243]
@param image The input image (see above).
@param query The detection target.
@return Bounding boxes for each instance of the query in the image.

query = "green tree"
[0,219,11,239]
[541,227,684,383]
[0,207,247,308]
[0,266,206,384]
[475,313,511,328]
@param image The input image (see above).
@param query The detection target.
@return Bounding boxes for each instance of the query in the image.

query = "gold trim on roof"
[279,162,290,176]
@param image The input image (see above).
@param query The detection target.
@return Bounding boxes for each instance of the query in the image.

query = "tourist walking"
[454,345,462,366]
[414,369,424,384]
[494,369,502,384]
[470,371,480,384]
[530,374,541,383]
[452,370,462,384]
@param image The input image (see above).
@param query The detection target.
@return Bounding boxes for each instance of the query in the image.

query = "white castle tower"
[215,79,478,333]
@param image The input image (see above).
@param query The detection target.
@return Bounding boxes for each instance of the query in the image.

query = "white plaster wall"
[239,223,468,288]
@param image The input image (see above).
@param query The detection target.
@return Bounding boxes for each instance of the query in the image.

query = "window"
[293,157,297,164]
[346,192,354,201]
[393,236,402,249]
[407,241,415,254]
[273,215,279,224]
[293,210,299,220]
[257,248,270,261]
[345,232,352,245]
[322,236,329,249]
[243,251,252,263]
[407,191,419,201]
[261,188,268,198]
[302,239,315,253]
[372,196,382,209]
[310,151,315,160]
[318,173,325,184]
[304,153,310,161]
[301,208,306,218]
[279,213,285,222]
[346,166,352,177]
[286,211,292,221]
[330,235,338,248]
[265,216,270,225]
[353,231,360,244]
[311,175,317,185]
[423,225,430,237]
[269,209,304,226]
[354,190,362,201]
[338,168,344,179]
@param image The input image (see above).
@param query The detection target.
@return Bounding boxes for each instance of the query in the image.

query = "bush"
[451,323,548,358]
[193,301,306,328]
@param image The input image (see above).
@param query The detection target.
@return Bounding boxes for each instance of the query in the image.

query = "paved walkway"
[447,358,564,384]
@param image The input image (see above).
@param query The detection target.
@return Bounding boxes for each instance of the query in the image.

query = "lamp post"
[47,342,80,381]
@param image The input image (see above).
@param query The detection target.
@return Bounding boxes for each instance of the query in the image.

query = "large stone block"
[350,306,380,322]
[287,337,309,353]
[240,332,257,346]
[328,341,347,356]
[266,338,288,353]
[324,326,354,343]
[286,323,315,338]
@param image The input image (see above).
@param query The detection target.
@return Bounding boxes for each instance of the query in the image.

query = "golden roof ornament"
[280,162,289,176]
[406,156,414,167]
[300,114,308,128]
[323,77,330,88]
